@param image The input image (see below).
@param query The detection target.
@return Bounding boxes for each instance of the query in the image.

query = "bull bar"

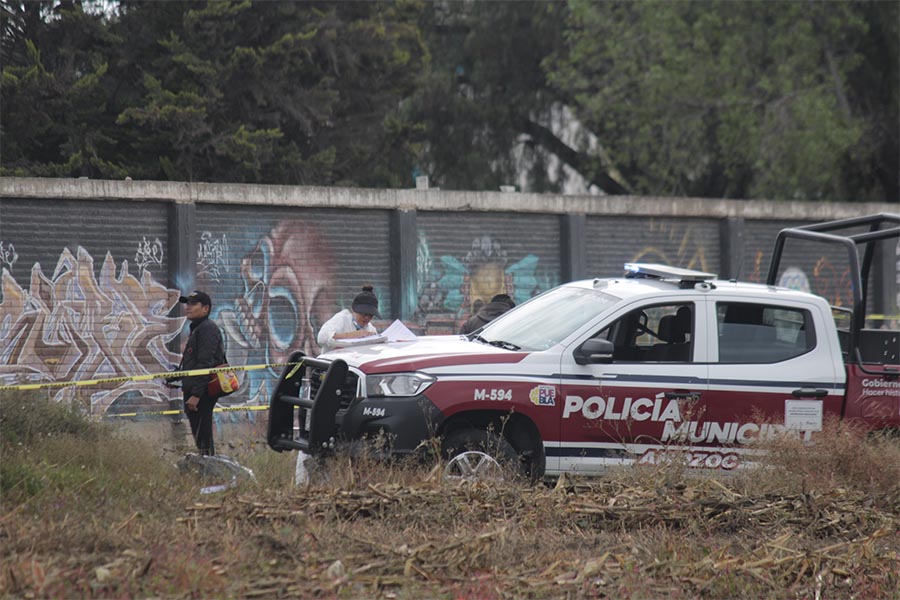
[266,350,351,454]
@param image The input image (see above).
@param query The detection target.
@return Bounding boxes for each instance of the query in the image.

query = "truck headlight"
[365,373,435,397]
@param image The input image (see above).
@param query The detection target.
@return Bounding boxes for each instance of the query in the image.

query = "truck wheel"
[441,428,518,481]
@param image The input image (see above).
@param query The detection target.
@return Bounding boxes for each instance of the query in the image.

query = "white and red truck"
[268,214,899,478]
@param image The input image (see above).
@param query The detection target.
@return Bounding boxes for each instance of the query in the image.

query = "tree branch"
[517,116,630,195]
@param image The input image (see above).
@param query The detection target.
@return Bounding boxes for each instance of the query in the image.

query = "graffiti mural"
[629,219,712,274]
[0,246,183,412]
[746,251,856,310]
[197,231,229,282]
[738,221,885,311]
[743,251,768,284]
[214,220,336,405]
[134,236,164,274]
[811,258,856,309]
[777,267,811,293]
[414,234,551,330]
[0,220,339,413]
[0,241,18,271]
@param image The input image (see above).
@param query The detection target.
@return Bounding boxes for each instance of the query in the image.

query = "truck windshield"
[478,286,619,351]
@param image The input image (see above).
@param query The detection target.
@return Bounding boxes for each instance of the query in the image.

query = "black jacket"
[179,317,225,398]
[459,301,513,335]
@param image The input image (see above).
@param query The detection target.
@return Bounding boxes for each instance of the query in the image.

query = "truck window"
[831,306,852,357]
[481,286,620,351]
[597,303,694,362]
[716,302,816,363]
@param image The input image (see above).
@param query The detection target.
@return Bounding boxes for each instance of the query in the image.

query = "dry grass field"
[2,391,899,599]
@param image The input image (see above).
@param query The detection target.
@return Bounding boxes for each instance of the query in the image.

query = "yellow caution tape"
[285,361,304,380]
[218,404,269,412]
[103,404,270,418]
[0,360,304,392]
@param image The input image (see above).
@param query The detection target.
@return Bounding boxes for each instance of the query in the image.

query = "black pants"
[184,394,218,455]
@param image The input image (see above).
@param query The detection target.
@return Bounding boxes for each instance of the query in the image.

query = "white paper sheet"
[381,319,417,342]
[330,320,417,348]
[330,333,387,348]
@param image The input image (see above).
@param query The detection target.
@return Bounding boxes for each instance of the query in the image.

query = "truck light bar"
[623,262,717,283]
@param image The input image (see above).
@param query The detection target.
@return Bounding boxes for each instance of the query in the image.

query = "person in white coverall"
[317,284,380,352]
[298,284,380,485]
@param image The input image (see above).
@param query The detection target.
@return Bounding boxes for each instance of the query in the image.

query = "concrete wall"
[1,177,897,414]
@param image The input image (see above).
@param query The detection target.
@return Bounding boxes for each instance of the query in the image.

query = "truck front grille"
[309,367,359,410]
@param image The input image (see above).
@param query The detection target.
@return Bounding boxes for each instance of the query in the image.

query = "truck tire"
[441,427,520,480]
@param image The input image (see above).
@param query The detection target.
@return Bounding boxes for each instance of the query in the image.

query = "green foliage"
[1,391,99,447]
[548,0,896,201]
[0,1,127,178]
[0,459,42,497]
[1,0,429,185]
[0,0,896,201]
[1,390,100,498]
[408,1,572,192]
[0,390,201,511]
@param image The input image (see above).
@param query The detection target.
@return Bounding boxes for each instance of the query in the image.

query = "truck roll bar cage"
[766,213,899,360]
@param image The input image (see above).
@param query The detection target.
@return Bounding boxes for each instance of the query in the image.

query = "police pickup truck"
[268,214,899,478]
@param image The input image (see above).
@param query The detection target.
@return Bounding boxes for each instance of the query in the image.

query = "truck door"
[556,298,710,474]
[705,299,842,466]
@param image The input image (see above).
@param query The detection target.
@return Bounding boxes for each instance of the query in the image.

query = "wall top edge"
[1,176,893,220]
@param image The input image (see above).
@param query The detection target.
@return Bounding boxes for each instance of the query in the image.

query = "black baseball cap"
[179,290,212,307]
[351,288,379,317]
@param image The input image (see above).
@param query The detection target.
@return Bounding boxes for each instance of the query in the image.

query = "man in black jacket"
[177,290,225,455]
[459,293,516,335]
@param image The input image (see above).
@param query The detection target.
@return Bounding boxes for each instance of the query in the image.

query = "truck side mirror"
[574,338,615,365]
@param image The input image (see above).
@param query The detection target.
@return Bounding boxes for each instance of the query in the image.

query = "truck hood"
[317,335,528,374]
